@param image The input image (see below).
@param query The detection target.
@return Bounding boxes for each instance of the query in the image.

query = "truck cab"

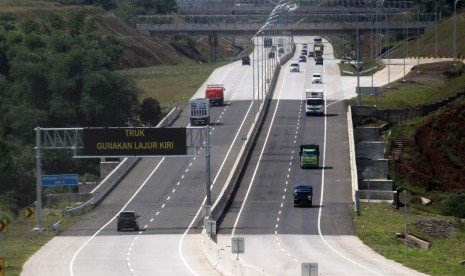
[205,84,225,106]
[305,89,325,115]
[293,184,313,207]
[299,144,320,168]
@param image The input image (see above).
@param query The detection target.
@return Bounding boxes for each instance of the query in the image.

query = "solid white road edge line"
[69,157,166,276]
[316,64,383,276]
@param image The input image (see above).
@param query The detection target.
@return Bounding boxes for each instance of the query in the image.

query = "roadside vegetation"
[0,211,81,276]
[1,1,465,276]
[123,62,230,111]
[344,8,465,275]
[353,202,465,275]
[345,61,464,108]
[346,60,465,275]
[0,3,228,275]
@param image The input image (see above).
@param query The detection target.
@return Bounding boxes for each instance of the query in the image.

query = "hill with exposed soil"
[396,97,465,191]
[386,62,465,195]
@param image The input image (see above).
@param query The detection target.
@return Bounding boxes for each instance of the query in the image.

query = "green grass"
[353,202,465,275]
[122,62,230,111]
[0,60,228,276]
[0,208,80,276]
[345,65,465,108]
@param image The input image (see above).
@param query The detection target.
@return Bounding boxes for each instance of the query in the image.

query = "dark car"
[268,51,275,59]
[299,55,307,63]
[293,184,313,207]
[308,51,315,57]
[315,56,324,65]
[117,211,140,231]
[242,56,250,65]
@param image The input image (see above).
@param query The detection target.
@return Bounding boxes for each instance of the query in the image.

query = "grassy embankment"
[123,62,230,111]
[345,12,465,275]
[353,202,465,275]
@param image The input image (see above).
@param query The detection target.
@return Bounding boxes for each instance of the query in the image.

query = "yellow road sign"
[25,207,35,219]
[0,220,7,233]
[0,257,4,276]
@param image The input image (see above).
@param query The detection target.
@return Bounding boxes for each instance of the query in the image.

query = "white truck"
[189,98,210,126]
[313,42,324,56]
[305,89,324,116]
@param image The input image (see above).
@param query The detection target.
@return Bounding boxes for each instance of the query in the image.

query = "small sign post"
[24,207,35,219]
[0,257,4,276]
[301,262,318,276]
[231,237,245,260]
[399,190,412,251]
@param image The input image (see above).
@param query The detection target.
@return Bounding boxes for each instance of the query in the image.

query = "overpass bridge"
[135,8,435,61]
[175,0,415,15]
[136,13,434,36]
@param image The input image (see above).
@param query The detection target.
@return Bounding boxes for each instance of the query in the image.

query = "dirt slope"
[389,61,465,192]
[397,96,465,191]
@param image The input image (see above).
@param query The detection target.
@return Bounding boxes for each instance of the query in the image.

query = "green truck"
[299,144,320,168]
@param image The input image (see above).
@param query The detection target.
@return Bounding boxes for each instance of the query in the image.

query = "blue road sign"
[41,174,79,187]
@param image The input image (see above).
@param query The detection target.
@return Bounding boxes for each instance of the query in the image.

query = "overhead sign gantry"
[33,126,206,230]
[82,127,187,157]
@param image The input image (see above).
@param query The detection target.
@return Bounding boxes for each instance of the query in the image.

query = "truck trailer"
[313,42,324,56]
[189,98,210,126]
[305,89,325,116]
[299,144,320,169]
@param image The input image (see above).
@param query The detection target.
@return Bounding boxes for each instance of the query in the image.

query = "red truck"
[205,84,225,106]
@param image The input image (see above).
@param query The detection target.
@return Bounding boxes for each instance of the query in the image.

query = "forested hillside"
[0,4,164,214]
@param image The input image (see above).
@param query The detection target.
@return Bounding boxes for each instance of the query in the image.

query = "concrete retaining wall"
[359,179,393,191]
[356,190,394,201]
[350,105,394,202]
[357,159,389,179]
[355,141,385,159]
[353,127,380,141]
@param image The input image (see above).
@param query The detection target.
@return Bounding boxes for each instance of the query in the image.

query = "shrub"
[441,190,465,218]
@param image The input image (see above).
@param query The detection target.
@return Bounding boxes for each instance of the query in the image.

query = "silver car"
[312,73,322,83]
[290,63,300,72]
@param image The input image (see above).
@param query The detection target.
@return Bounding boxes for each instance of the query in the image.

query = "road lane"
[216,36,428,276]
[22,39,282,276]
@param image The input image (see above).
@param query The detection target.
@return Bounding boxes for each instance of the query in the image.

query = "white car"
[312,73,322,83]
[290,63,300,72]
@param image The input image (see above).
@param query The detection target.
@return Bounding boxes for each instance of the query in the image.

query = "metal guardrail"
[62,197,94,216]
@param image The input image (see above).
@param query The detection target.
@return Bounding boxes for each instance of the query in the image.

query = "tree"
[0,9,148,211]
[140,97,162,126]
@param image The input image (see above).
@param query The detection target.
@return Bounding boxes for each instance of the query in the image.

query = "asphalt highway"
[22,38,271,276]
[21,36,443,275]
[215,36,429,276]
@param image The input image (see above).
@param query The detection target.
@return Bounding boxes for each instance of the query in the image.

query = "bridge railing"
[137,13,435,26]
[136,13,435,34]
[175,0,414,12]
